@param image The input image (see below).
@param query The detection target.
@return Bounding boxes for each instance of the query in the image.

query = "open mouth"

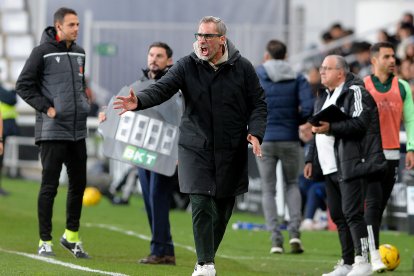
[200,46,209,56]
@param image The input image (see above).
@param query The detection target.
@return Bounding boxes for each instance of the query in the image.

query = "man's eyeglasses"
[319,66,341,72]
[194,33,222,41]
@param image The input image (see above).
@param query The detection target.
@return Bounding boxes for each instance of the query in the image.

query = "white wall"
[356,0,414,43]
[291,0,357,49]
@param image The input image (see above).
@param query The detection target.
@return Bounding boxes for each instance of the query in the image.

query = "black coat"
[16,26,89,144]
[306,73,386,181]
[135,40,267,198]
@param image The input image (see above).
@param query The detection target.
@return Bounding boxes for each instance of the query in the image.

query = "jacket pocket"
[179,135,206,148]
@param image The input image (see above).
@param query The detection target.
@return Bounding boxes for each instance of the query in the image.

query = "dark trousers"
[138,168,175,256]
[364,160,398,248]
[363,174,383,249]
[325,172,368,265]
[38,140,87,241]
[190,194,235,264]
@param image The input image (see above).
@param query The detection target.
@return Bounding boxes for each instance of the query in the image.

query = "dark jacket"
[135,40,267,198]
[16,26,89,144]
[306,73,386,181]
[256,60,313,141]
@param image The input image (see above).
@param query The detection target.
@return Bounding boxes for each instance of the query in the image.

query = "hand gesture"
[247,134,262,158]
[113,88,138,115]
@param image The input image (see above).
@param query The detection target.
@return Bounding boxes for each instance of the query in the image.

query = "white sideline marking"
[0,247,128,276]
[85,223,327,263]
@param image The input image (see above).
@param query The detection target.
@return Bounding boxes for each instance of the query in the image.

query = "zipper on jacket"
[67,51,78,140]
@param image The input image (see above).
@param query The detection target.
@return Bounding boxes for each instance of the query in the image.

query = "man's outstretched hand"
[113,88,138,115]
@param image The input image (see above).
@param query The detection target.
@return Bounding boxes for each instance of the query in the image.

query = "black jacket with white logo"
[16,26,89,144]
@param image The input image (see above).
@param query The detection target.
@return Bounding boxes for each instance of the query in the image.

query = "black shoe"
[289,238,304,254]
[0,188,9,196]
[60,236,90,258]
[111,196,129,205]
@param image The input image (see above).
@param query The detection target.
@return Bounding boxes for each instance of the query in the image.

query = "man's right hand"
[47,107,56,118]
[113,88,138,115]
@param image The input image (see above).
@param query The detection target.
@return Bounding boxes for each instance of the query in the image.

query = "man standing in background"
[0,83,15,196]
[305,55,385,276]
[16,7,90,258]
[255,39,313,254]
[363,42,414,272]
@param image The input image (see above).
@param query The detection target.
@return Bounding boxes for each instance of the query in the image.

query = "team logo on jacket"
[55,56,60,63]
[77,56,84,66]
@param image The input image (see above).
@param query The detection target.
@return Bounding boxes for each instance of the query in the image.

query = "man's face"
[147,46,170,75]
[56,13,79,42]
[319,56,343,89]
[373,47,396,75]
[196,22,225,62]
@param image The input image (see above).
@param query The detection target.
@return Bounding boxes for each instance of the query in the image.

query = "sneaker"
[191,262,216,276]
[38,241,55,257]
[138,255,176,265]
[60,236,89,258]
[322,259,352,276]
[300,219,314,231]
[347,255,372,276]
[289,238,304,254]
[370,249,386,273]
[270,245,284,254]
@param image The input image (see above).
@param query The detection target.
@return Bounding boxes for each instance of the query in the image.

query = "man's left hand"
[247,134,262,158]
[311,121,330,134]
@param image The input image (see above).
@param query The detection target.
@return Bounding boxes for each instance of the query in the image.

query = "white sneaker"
[322,259,352,276]
[191,262,216,276]
[38,241,55,257]
[347,255,372,276]
[270,245,284,254]
[300,219,314,231]
[370,250,387,273]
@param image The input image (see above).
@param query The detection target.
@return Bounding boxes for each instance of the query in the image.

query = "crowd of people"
[4,5,413,276]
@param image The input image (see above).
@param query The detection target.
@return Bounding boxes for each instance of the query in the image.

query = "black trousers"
[325,172,368,265]
[38,140,87,241]
[364,159,398,248]
[190,194,235,264]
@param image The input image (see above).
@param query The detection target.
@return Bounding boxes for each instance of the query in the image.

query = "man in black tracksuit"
[304,55,386,276]
[16,7,90,258]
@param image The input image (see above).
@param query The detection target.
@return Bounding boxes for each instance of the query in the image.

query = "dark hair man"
[255,39,313,254]
[363,42,414,272]
[16,7,90,258]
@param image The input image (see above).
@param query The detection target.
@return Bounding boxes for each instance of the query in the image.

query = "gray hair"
[199,16,227,35]
[332,55,350,73]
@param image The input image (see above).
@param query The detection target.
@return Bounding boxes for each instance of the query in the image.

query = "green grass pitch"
[0,178,413,275]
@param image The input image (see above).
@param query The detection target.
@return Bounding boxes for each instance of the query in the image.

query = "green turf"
[0,178,413,275]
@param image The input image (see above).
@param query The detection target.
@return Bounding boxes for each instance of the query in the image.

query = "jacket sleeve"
[16,47,52,113]
[297,74,314,124]
[245,61,267,144]
[136,61,184,109]
[329,85,372,139]
[399,79,414,151]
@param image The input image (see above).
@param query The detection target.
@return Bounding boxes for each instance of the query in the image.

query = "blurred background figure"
[0,82,18,196]
[255,39,313,254]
